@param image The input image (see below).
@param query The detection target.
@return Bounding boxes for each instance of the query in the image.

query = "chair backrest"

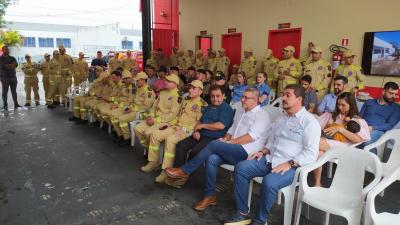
[364,129,400,173]
[269,96,282,108]
[231,101,243,111]
[264,105,283,122]
[312,147,382,197]
[365,167,400,225]
[268,91,276,104]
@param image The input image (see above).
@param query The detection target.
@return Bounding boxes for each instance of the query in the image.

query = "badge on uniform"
[191,105,198,111]
[178,96,182,103]
[318,66,323,70]
[270,64,274,68]
[141,93,145,97]
[290,63,295,67]
[348,71,353,76]
[168,97,172,101]
[148,92,152,98]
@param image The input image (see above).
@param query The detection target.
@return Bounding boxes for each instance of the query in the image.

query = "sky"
[4,0,142,29]
[375,31,400,45]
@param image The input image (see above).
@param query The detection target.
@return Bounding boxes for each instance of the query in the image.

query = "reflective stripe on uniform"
[120,122,128,128]
[149,145,159,152]
[164,152,175,158]
[80,108,87,112]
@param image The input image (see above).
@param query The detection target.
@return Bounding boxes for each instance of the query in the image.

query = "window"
[23,37,36,47]
[56,38,71,48]
[38,37,54,48]
[122,40,133,49]
[139,41,143,50]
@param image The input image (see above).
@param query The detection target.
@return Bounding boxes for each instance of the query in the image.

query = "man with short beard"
[317,75,348,115]
[360,82,400,146]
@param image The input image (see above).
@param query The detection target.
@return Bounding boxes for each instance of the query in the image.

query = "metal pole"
[141,0,151,66]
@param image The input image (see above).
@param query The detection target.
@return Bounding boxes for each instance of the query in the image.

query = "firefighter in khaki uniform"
[99,70,133,126]
[186,50,195,69]
[146,50,158,70]
[261,49,279,91]
[134,74,182,150]
[47,50,63,108]
[142,80,206,183]
[303,46,332,101]
[40,53,51,101]
[94,70,123,123]
[216,48,230,76]
[73,52,89,86]
[109,52,123,72]
[299,41,315,67]
[275,45,302,95]
[58,45,74,104]
[169,47,179,67]
[335,49,365,92]
[239,47,257,85]
[70,68,106,121]
[177,49,187,70]
[81,73,113,121]
[122,50,137,71]
[194,50,207,70]
[22,54,40,106]
[112,72,155,145]
[206,50,217,73]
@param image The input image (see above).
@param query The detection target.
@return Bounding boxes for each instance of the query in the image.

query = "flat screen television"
[362,30,400,77]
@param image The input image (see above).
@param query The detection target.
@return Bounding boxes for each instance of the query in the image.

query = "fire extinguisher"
[327,44,348,92]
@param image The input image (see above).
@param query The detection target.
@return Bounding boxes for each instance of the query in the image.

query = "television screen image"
[365,31,400,76]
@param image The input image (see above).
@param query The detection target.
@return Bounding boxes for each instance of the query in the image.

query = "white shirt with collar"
[227,105,271,155]
[265,107,320,167]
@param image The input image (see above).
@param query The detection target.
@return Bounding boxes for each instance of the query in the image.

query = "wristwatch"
[288,160,298,168]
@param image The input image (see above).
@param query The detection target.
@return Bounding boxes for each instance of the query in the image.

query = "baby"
[322,120,361,142]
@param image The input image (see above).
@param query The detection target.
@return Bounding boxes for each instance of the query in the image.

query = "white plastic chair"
[327,142,363,179]
[364,167,400,225]
[363,129,400,197]
[268,91,276,104]
[230,101,242,111]
[294,147,382,225]
[269,97,282,108]
[220,164,301,225]
[129,111,146,147]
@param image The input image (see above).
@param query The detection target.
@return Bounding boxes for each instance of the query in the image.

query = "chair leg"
[277,190,282,205]
[294,200,302,225]
[108,124,111,134]
[283,191,294,225]
[100,121,104,128]
[323,212,330,225]
[379,190,385,197]
[247,180,254,212]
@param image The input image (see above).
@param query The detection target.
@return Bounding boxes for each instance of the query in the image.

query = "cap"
[244,47,253,52]
[94,65,103,71]
[25,54,31,58]
[311,46,323,53]
[53,50,60,55]
[44,53,50,57]
[58,45,65,49]
[214,71,226,81]
[284,45,295,53]
[188,80,203,89]
[196,50,203,55]
[78,52,84,55]
[343,49,356,57]
[232,64,239,68]
[178,49,184,53]
[210,49,217,54]
[134,71,148,80]
[122,70,132,79]
[218,48,226,53]
[265,49,273,58]
[165,73,180,84]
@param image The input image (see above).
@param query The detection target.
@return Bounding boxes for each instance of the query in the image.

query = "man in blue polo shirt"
[317,75,348,115]
[360,82,400,146]
[172,85,234,168]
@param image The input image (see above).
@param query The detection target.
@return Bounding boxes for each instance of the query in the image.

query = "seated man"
[111,72,155,145]
[224,84,320,225]
[300,75,318,113]
[360,81,400,146]
[165,88,271,211]
[134,74,182,150]
[143,80,207,183]
[166,85,234,187]
[317,75,348,115]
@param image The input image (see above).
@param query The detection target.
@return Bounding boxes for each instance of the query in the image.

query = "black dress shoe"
[54,101,60,105]
[75,119,88,125]
[24,103,31,107]
[68,117,80,122]
[118,139,131,146]
[35,101,40,106]
[14,104,21,108]
[47,104,56,109]
[3,105,8,110]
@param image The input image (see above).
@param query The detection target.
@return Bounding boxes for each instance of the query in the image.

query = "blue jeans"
[182,140,248,196]
[364,130,385,154]
[234,157,296,222]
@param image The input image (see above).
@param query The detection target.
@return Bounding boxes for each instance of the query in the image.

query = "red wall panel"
[152,29,178,56]
[222,32,242,75]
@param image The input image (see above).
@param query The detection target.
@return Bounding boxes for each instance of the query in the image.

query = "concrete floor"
[0,74,399,225]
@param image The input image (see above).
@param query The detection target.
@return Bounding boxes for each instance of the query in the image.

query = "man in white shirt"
[165,88,271,211]
[224,84,320,225]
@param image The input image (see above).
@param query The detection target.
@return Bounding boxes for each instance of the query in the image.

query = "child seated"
[322,120,361,142]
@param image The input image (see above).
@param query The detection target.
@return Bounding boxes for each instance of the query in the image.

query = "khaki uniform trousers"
[24,77,40,103]
[134,121,165,148]
[148,126,190,169]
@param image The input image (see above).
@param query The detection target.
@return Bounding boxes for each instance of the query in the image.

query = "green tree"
[0,0,10,28]
[0,30,22,46]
